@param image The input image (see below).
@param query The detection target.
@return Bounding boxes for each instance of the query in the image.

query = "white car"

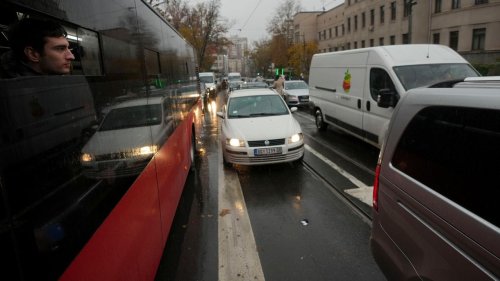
[283,80,310,107]
[80,96,174,179]
[217,89,304,166]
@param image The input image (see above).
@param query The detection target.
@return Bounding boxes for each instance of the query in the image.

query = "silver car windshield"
[227,95,288,118]
[99,104,162,131]
[393,63,479,90]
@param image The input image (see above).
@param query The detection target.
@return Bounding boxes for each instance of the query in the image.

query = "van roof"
[312,44,469,67]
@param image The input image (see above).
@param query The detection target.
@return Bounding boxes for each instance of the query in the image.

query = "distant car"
[283,80,309,107]
[228,80,241,91]
[371,77,500,280]
[80,96,174,179]
[217,88,304,166]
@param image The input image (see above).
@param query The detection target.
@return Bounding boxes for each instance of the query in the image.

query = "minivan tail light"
[373,163,381,211]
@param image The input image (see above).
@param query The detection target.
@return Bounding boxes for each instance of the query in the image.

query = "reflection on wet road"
[156,91,385,281]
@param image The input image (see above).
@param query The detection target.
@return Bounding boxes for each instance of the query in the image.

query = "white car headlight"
[288,95,299,101]
[227,138,245,147]
[134,145,158,156]
[81,153,93,162]
[289,133,303,143]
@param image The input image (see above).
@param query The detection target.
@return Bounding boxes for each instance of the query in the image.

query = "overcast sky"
[191,0,344,45]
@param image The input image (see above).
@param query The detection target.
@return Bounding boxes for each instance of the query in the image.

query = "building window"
[362,40,366,48]
[355,15,358,31]
[390,35,396,45]
[433,33,440,44]
[391,2,397,20]
[472,28,486,50]
[323,30,326,40]
[342,24,345,35]
[404,0,410,17]
[450,31,459,50]
[370,38,374,46]
[347,17,351,32]
[348,0,351,5]
[362,12,366,28]
[354,41,358,49]
[370,9,375,25]
[347,42,351,49]
[452,0,460,9]
[403,33,409,44]
[335,26,338,37]
[318,32,322,40]
[380,6,385,24]
[435,0,442,13]
[379,37,385,46]
[475,0,488,4]
[329,28,332,38]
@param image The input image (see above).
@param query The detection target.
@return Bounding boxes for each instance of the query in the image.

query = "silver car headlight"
[289,133,303,143]
[226,138,245,147]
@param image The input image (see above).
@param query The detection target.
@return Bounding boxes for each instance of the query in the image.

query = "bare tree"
[184,0,226,71]
[266,0,302,36]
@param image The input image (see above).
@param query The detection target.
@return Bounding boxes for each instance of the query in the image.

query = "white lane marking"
[305,144,373,206]
[218,145,265,281]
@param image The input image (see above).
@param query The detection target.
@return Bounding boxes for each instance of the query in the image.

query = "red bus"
[0,0,201,280]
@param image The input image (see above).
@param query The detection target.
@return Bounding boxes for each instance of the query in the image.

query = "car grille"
[224,144,304,165]
[247,138,285,147]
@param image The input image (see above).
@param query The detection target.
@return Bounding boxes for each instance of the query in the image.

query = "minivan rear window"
[392,106,500,227]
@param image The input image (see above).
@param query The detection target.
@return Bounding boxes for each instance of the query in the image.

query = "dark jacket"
[0,51,42,78]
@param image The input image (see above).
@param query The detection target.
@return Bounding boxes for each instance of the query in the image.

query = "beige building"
[294,0,500,67]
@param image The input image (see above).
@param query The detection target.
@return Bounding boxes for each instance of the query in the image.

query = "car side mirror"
[377,89,399,108]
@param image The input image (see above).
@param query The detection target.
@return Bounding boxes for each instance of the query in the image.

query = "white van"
[308,44,479,148]
[198,72,216,97]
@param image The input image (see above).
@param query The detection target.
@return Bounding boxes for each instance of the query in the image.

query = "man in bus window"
[0,18,75,78]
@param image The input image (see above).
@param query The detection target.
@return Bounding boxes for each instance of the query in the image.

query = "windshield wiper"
[249,112,277,116]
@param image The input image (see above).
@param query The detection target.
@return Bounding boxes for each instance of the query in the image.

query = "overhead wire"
[238,0,263,33]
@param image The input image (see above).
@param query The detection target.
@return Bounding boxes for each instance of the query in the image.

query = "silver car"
[283,80,310,107]
[371,77,500,280]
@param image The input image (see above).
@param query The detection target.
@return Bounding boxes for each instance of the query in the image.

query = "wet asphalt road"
[155,91,386,281]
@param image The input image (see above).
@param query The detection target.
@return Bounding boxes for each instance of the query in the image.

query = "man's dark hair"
[8,18,67,60]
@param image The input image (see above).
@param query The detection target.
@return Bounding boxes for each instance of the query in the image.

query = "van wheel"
[315,109,327,131]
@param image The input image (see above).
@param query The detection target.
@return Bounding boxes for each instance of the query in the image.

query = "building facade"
[294,0,500,69]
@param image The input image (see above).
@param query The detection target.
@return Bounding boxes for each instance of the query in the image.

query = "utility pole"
[408,0,417,43]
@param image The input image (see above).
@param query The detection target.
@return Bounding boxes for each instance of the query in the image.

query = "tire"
[315,109,327,131]
[222,154,232,168]
[189,129,196,172]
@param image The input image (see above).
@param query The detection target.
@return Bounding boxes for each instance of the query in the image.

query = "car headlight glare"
[136,145,158,156]
[81,153,93,162]
[289,133,303,143]
[227,138,244,147]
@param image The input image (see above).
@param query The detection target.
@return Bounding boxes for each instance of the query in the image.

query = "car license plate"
[254,147,282,155]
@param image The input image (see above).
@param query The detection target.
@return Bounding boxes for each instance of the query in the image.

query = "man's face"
[38,36,75,75]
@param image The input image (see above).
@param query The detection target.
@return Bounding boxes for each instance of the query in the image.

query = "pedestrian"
[0,18,75,78]
[272,74,285,97]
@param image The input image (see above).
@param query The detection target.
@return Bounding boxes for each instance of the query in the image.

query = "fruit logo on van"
[343,69,351,93]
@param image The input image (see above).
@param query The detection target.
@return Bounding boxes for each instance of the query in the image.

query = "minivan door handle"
[357,99,361,109]
[366,100,371,111]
